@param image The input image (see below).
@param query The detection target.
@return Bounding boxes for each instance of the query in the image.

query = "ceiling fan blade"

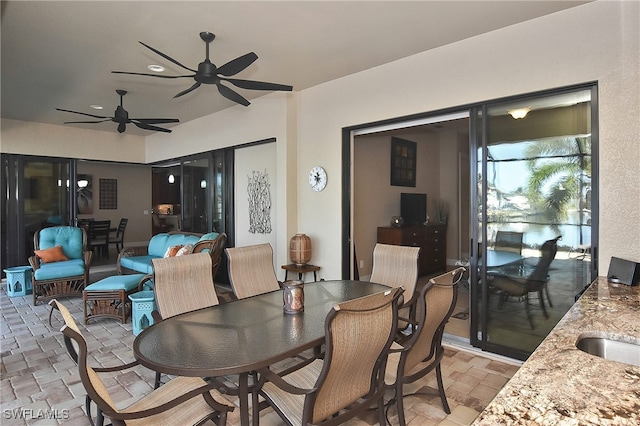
[63,119,112,124]
[139,41,197,73]
[173,82,201,98]
[222,78,293,92]
[133,121,172,133]
[217,52,259,76]
[56,108,110,119]
[216,83,251,106]
[133,118,180,124]
[216,83,250,106]
[111,71,193,79]
[117,122,126,133]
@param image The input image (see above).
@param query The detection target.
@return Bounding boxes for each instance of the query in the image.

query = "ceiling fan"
[56,90,180,133]
[112,32,293,107]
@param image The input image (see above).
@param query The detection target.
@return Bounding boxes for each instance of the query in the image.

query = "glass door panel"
[473,88,595,359]
[2,155,72,269]
[182,157,209,234]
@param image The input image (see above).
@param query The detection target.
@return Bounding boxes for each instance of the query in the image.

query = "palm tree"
[525,136,591,243]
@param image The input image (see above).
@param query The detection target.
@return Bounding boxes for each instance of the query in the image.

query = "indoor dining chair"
[385,267,465,426]
[256,287,403,426]
[88,220,111,259]
[370,243,420,332]
[226,243,281,299]
[49,299,234,426]
[108,218,128,254]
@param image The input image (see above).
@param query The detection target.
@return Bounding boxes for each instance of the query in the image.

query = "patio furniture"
[494,231,524,254]
[385,267,465,425]
[83,273,146,324]
[133,280,392,426]
[370,243,420,331]
[50,299,234,426]
[256,287,403,426]
[28,226,92,305]
[117,231,221,275]
[226,243,281,299]
[150,252,220,388]
[3,266,33,297]
[489,236,560,329]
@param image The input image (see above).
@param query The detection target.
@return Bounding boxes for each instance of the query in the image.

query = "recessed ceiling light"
[148,64,165,72]
[90,105,103,110]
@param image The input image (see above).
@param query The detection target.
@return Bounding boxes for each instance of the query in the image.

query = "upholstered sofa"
[28,226,93,305]
[117,231,222,275]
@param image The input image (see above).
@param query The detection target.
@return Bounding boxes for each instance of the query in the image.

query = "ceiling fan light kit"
[112,31,293,107]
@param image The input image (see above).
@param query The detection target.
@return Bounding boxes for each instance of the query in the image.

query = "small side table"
[281,264,320,282]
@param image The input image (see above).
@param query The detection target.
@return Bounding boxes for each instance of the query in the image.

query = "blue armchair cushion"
[37,226,84,260]
[34,259,86,280]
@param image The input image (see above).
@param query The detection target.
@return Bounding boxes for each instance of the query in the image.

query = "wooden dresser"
[377,224,447,276]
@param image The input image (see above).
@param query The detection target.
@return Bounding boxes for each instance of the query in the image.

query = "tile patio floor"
[1,271,520,426]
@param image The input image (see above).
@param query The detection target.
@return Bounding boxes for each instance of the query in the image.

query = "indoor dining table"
[133,279,391,426]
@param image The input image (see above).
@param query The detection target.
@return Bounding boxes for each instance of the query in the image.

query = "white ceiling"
[1,1,589,136]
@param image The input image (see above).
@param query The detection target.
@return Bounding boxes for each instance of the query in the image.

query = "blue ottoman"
[83,274,145,324]
[129,291,156,336]
[4,266,33,297]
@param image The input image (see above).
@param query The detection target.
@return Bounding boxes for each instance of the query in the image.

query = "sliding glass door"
[2,155,73,271]
[471,85,597,359]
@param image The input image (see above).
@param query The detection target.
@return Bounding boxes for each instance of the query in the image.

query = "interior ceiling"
[1,1,590,136]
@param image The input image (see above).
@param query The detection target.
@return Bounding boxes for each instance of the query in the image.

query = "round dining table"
[133,279,391,426]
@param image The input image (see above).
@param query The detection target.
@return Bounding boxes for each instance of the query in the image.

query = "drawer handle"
[412,232,418,237]
[434,230,439,234]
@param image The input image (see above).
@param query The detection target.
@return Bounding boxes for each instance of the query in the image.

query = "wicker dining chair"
[226,243,281,299]
[49,299,234,426]
[385,267,465,426]
[370,243,420,331]
[256,287,404,426]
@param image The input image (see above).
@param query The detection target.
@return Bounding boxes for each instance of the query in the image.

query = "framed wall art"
[99,178,117,209]
[390,137,417,187]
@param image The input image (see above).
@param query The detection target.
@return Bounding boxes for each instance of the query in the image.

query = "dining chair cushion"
[35,245,69,263]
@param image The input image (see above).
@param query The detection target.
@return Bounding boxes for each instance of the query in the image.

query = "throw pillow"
[176,244,194,256]
[164,245,183,258]
[35,245,69,263]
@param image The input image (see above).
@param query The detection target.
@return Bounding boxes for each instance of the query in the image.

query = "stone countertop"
[473,277,640,425]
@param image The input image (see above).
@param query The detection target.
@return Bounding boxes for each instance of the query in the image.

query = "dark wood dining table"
[133,279,391,426]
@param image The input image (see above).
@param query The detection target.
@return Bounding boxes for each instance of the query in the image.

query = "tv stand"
[377,224,447,276]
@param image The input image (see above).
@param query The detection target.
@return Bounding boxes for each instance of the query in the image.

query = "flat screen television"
[401,193,427,226]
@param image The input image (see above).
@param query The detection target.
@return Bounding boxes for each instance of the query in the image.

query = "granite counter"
[473,276,640,425]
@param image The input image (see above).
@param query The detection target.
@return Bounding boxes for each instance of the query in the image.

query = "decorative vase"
[290,234,312,266]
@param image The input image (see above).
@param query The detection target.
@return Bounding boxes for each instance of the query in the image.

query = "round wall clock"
[309,166,327,191]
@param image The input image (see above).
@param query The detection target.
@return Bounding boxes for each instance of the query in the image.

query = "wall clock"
[309,166,327,191]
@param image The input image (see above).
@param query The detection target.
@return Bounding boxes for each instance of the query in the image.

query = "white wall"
[0,119,146,163]
[297,1,640,278]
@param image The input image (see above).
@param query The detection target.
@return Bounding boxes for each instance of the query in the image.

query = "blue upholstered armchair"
[28,226,93,305]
